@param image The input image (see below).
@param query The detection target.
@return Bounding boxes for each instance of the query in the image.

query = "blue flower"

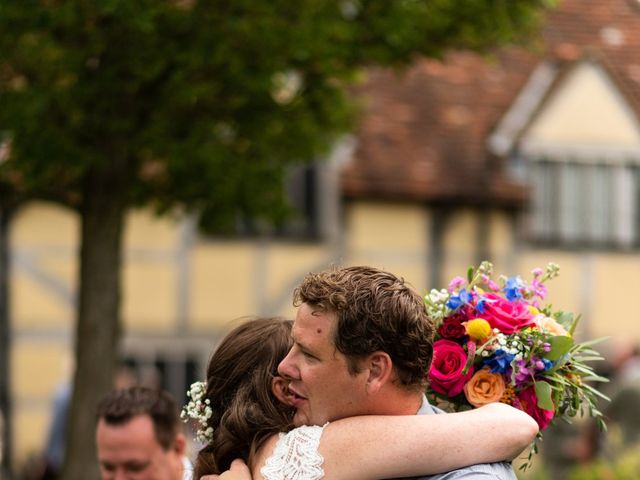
[446,288,472,310]
[476,296,488,314]
[504,276,523,302]
[483,349,515,373]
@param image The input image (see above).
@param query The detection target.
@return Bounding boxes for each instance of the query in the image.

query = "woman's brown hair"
[193,317,294,478]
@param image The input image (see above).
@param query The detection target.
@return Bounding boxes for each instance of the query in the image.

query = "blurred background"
[1,1,640,479]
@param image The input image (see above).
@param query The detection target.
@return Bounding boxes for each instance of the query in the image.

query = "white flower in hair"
[181,381,214,443]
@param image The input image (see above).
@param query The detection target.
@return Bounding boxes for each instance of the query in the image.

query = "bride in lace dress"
[192,318,537,480]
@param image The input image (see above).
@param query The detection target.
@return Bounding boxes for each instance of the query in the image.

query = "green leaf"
[568,313,581,336]
[544,335,574,361]
[535,380,554,410]
[575,336,610,349]
[554,311,574,329]
[581,383,611,401]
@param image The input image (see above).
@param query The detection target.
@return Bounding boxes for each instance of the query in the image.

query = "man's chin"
[293,411,327,427]
[292,412,307,427]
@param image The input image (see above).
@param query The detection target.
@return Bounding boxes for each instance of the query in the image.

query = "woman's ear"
[365,352,393,393]
[271,376,294,406]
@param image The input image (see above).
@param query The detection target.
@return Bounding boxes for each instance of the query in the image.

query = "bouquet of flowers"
[424,261,608,468]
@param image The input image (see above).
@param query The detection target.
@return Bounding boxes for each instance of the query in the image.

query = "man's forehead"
[294,306,335,332]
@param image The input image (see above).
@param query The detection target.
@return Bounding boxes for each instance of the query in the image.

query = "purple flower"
[514,359,532,384]
[530,278,548,300]
[481,275,501,292]
[448,276,466,292]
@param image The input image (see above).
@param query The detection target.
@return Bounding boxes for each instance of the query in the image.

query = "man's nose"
[278,351,296,379]
[113,471,127,480]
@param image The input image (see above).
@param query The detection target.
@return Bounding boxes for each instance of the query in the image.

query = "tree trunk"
[60,165,126,480]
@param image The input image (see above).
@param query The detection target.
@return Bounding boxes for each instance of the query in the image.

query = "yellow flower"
[500,385,515,405]
[527,305,540,316]
[466,318,491,342]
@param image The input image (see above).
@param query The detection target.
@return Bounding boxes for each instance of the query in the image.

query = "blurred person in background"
[600,340,640,455]
[95,386,192,480]
[41,362,138,480]
[543,338,640,478]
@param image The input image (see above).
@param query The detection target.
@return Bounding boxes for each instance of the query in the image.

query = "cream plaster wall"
[188,240,334,329]
[260,243,335,314]
[188,241,258,328]
[589,254,640,340]
[344,201,429,289]
[11,343,70,465]
[440,209,479,284]
[124,209,181,249]
[525,61,640,146]
[11,202,78,246]
[11,271,72,328]
[122,262,177,331]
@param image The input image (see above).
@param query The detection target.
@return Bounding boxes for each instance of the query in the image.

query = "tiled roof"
[342,0,640,206]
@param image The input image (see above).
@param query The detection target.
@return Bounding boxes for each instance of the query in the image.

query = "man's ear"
[173,432,187,456]
[271,376,294,406]
[365,352,393,393]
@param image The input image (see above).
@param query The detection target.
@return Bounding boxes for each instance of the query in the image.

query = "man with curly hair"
[277,265,517,479]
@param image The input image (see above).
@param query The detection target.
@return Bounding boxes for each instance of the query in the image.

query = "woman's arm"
[254,402,538,480]
[320,402,537,479]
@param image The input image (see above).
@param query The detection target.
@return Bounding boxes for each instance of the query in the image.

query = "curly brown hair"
[294,265,434,391]
[193,318,294,478]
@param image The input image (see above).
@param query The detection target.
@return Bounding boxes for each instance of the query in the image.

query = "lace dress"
[260,424,327,480]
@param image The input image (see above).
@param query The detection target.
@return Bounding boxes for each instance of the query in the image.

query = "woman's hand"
[200,458,252,480]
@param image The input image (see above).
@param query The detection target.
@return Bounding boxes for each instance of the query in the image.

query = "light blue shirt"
[411,397,517,480]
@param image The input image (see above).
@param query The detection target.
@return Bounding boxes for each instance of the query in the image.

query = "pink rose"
[438,317,466,340]
[478,293,535,334]
[515,386,554,430]
[429,339,474,397]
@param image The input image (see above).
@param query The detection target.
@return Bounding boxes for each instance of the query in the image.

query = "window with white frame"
[528,157,640,248]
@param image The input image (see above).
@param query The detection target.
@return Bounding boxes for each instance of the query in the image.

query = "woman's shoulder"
[254,425,328,480]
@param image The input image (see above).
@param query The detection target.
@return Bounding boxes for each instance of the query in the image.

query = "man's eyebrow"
[294,339,317,355]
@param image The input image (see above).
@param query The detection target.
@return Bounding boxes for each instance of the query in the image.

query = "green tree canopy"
[0,0,554,477]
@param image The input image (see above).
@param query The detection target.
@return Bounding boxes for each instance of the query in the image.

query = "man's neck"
[366,388,423,416]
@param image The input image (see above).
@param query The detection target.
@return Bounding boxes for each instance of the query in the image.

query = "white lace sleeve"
[260,424,327,480]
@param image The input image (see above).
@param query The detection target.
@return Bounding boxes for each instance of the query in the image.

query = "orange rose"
[463,368,506,407]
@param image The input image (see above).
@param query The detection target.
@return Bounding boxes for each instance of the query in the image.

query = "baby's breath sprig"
[181,381,214,444]
[424,288,451,322]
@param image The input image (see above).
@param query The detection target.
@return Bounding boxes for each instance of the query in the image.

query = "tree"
[0,0,555,477]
